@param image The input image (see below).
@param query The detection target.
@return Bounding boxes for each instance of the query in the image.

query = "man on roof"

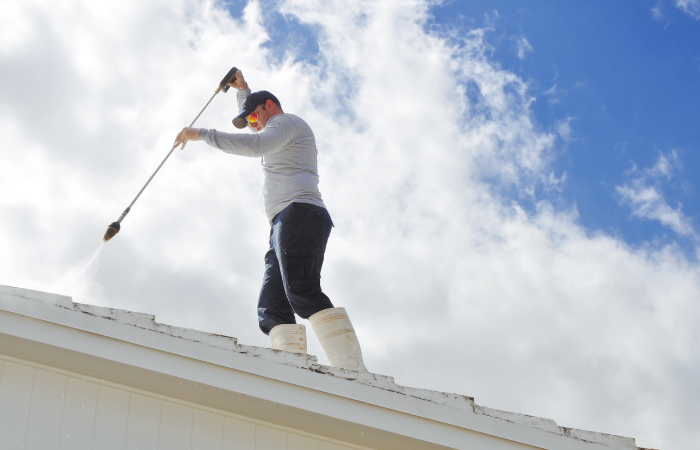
[173,70,367,372]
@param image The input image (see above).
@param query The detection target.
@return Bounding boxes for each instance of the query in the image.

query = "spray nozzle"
[103,222,121,242]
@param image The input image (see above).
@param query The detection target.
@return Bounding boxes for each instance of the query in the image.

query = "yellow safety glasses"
[246,105,264,124]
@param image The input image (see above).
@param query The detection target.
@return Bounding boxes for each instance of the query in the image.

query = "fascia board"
[0,292,635,450]
[0,311,508,450]
[0,332,453,450]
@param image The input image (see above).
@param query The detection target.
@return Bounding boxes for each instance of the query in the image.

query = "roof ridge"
[0,284,640,450]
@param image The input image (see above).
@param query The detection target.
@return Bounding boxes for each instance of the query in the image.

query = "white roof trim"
[0,285,640,450]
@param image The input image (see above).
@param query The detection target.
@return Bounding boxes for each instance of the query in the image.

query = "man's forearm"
[237,87,252,112]
[199,128,261,157]
[199,114,295,157]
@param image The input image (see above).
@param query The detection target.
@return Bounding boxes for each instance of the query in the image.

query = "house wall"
[1,288,637,450]
[0,356,363,450]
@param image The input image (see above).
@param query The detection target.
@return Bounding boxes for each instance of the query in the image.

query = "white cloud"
[651,0,667,22]
[617,152,697,239]
[617,184,696,237]
[516,36,533,60]
[1,1,699,449]
[676,0,700,19]
[648,150,679,178]
[543,83,567,106]
[556,116,574,142]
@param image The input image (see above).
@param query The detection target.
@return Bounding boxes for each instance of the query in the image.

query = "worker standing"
[173,70,367,372]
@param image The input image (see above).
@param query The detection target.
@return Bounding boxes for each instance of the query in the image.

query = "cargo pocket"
[284,249,320,293]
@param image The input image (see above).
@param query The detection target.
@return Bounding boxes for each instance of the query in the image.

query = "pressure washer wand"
[103,66,239,242]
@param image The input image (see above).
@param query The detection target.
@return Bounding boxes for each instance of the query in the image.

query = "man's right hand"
[173,127,200,150]
[228,69,248,90]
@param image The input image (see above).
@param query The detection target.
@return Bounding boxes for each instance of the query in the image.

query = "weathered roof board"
[0,285,644,450]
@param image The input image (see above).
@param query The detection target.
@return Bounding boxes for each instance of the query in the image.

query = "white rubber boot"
[269,324,307,354]
[309,308,367,372]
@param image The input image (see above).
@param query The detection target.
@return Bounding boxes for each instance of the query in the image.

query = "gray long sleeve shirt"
[198,87,326,223]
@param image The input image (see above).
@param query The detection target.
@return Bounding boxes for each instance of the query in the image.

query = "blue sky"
[230,0,700,252]
[438,1,700,249]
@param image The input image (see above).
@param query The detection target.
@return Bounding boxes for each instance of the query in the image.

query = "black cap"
[232,90,280,129]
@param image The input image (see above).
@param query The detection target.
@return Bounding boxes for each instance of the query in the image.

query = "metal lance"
[103,66,239,242]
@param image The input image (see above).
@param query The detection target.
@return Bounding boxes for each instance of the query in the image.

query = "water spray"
[103,66,239,242]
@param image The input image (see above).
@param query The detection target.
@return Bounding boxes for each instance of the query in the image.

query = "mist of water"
[50,243,105,302]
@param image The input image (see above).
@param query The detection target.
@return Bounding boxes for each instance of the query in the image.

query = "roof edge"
[0,284,640,450]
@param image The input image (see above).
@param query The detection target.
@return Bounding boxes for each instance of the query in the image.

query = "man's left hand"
[173,127,200,150]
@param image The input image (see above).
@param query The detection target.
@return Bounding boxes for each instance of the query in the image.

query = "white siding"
[159,401,193,450]
[26,369,66,449]
[93,385,130,450]
[0,356,364,450]
[256,425,287,450]
[59,376,99,450]
[0,360,34,449]
[320,443,353,450]
[126,393,161,450]
[224,417,256,450]
[288,434,319,450]
[193,409,225,449]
